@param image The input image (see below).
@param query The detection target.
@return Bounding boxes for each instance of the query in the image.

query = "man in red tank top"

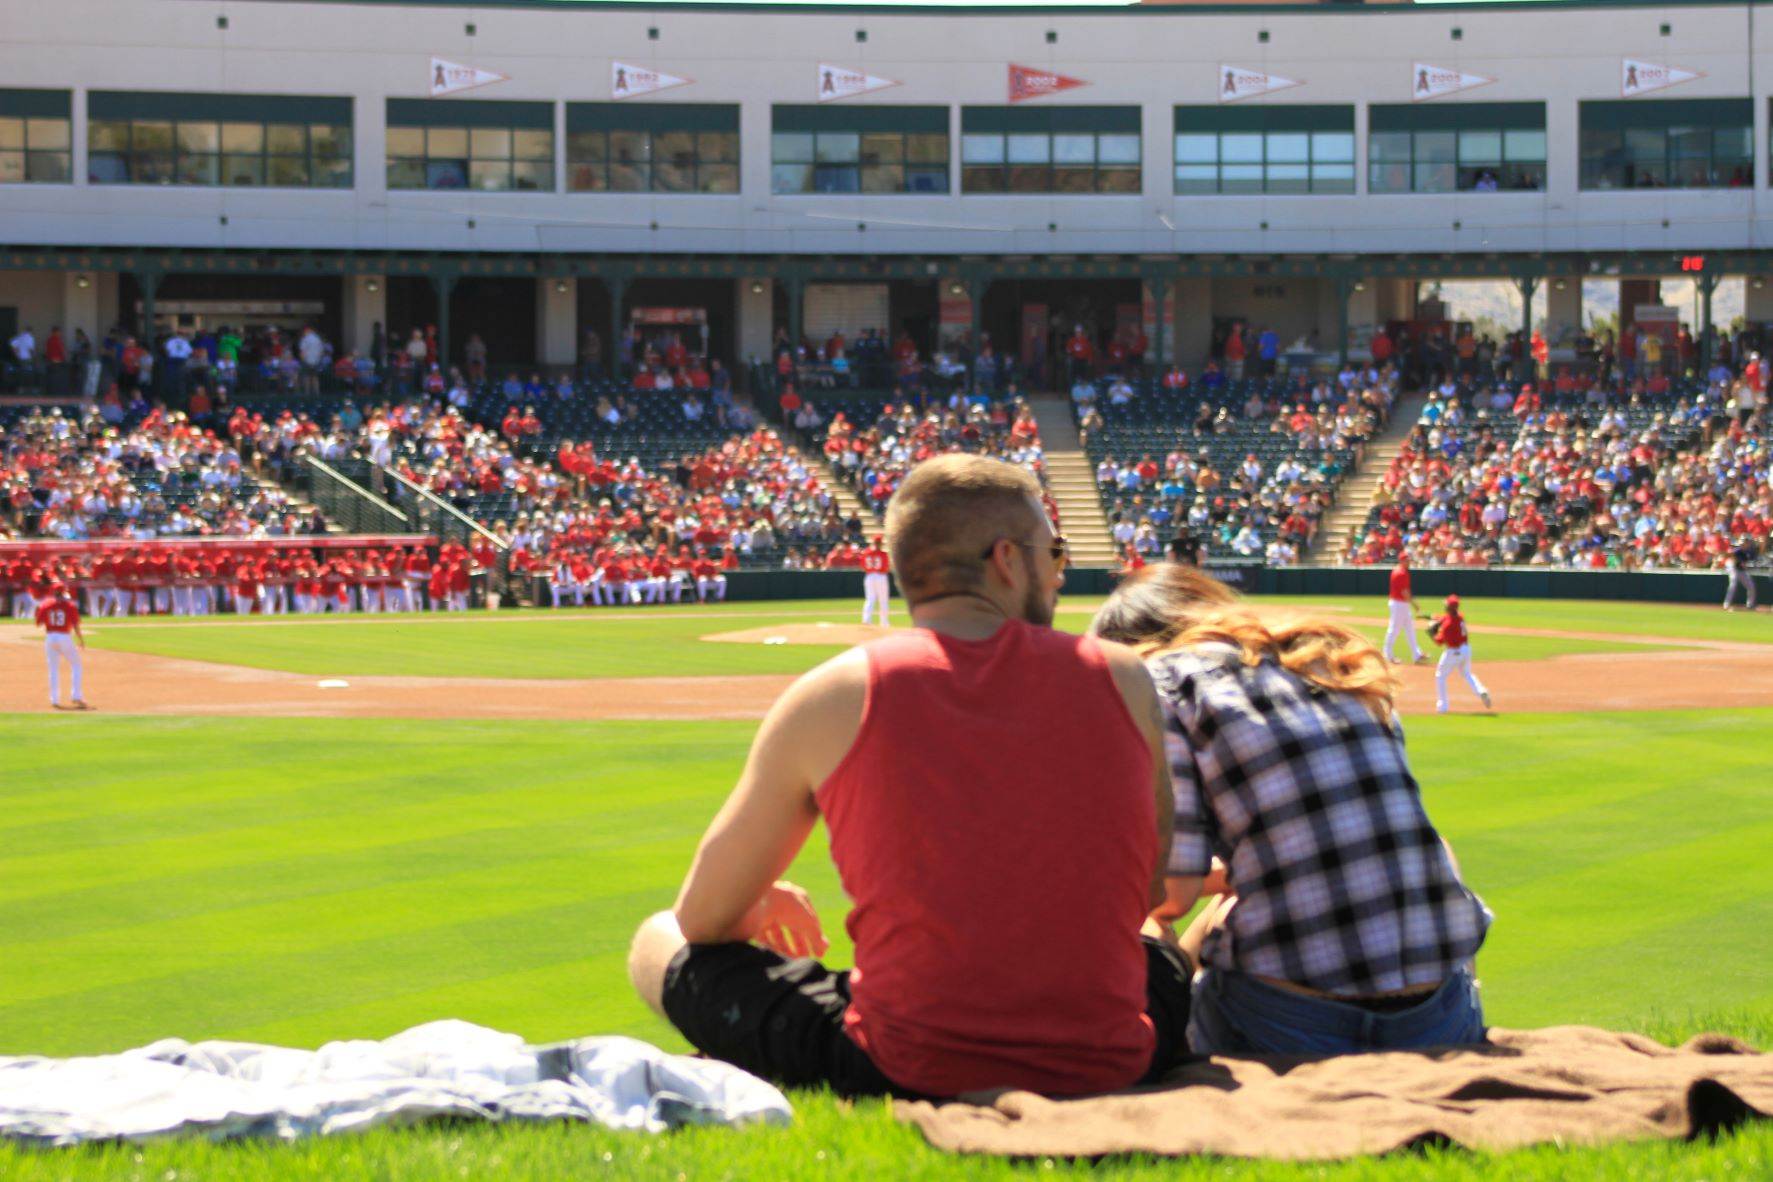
[629,455,1198,1099]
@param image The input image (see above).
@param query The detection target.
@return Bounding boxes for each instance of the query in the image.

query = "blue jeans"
[1188,966,1486,1056]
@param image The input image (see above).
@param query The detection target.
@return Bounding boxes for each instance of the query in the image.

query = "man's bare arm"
[672,649,866,945]
[1099,642,1176,913]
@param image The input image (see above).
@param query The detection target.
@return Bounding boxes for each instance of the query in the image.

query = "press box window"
[86,92,351,187]
[1172,105,1354,195]
[386,99,553,191]
[1368,103,1546,193]
[0,90,72,184]
[1579,99,1751,190]
[771,107,948,194]
[961,107,1139,194]
[568,104,739,193]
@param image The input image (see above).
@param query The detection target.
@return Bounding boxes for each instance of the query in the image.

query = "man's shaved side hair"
[884,454,1044,601]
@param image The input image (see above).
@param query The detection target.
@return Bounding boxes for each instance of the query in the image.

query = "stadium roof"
[257,0,1751,12]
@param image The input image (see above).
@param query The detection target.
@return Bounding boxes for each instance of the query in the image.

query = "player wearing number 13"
[34,583,89,711]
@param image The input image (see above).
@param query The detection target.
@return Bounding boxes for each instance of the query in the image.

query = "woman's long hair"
[1091,563,1398,722]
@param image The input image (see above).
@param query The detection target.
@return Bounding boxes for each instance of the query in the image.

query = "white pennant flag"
[611,61,692,100]
[1217,64,1303,104]
[1412,62,1495,102]
[817,62,900,103]
[1622,58,1702,98]
[430,58,508,98]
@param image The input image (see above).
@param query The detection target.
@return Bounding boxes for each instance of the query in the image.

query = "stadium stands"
[1078,373,1395,565]
[1345,375,1770,570]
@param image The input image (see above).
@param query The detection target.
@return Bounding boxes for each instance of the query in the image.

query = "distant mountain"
[1432,278,1744,333]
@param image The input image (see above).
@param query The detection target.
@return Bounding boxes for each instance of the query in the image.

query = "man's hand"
[743,880,828,959]
[1201,858,1233,899]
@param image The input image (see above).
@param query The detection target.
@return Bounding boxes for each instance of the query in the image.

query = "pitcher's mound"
[703,622,890,647]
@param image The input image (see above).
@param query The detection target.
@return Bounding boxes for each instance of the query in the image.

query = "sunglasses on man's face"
[983,535,1070,571]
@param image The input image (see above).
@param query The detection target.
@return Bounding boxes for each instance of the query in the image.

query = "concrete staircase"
[819,458,878,526]
[248,469,343,534]
[1028,396,1118,568]
[1309,393,1426,563]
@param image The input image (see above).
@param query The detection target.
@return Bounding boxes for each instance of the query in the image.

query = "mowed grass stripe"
[47,593,1750,683]
[0,719,750,903]
[0,712,1767,1070]
[1485,895,1773,1031]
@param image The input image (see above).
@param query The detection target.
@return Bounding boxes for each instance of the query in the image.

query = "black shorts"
[660,936,1193,1099]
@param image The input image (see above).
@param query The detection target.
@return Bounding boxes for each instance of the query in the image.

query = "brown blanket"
[896,1026,1773,1160]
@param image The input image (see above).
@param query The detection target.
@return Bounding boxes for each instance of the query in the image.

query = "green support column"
[1699,273,1718,373]
[784,277,805,356]
[1335,277,1350,370]
[606,275,628,381]
[1150,277,1168,378]
[134,271,160,342]
[1517,277,1539,377]
[431,273,456,375]
[968,276,986,375]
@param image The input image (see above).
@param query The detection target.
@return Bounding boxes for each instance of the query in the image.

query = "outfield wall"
[723,566,1767,605]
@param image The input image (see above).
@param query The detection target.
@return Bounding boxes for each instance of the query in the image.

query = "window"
[1173,105,1353,195]
[771,106,947,194]
[0,90,72,184]
[961,107,1139,193]
[1369,103,1545,194]
[1580,99,1751,190]
[568,104,738,193]
[386,99,552,191]
[87,92,351,187]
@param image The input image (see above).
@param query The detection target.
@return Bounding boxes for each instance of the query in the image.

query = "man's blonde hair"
[885,454,1043,600]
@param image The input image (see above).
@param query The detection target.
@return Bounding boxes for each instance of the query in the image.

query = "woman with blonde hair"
[1092,563,1492,1055]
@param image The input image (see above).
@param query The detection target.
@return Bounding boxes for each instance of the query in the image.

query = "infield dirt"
[3,616,1770,719]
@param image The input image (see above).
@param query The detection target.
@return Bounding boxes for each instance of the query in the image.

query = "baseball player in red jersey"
[692,550,724,602]
[859,534,892,626]
[1383,553,1427,665]
[34,583,89,710]
[1429,594,1492,714]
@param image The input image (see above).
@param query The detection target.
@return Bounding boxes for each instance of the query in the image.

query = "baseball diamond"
[3,0,1773,1175]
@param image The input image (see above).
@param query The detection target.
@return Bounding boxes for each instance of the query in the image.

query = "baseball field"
[1,593,1770,1179]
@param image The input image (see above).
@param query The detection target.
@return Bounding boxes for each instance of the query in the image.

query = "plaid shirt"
[1151,644,1491,995]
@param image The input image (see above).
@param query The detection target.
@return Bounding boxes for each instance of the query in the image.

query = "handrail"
[302,455,409,533]
[381,466,509,552]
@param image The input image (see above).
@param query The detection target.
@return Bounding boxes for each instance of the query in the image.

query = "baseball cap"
[1445,594,1461,608]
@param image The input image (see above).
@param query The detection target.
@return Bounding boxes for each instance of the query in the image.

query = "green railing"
[300,456,410,535]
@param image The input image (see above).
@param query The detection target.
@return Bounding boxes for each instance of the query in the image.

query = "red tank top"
[815,620,1157,1097]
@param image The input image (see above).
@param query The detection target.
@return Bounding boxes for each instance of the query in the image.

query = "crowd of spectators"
[1346,365,1770,570]
[2,404,324,542]
[815,394,1045,515]
[1082,366,1397,566]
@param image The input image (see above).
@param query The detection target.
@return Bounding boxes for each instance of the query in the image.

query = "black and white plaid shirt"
[1150,644,1491,996]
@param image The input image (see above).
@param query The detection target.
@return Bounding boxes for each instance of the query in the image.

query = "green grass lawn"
[13,593,1736,681]
[1,709,1769,1178]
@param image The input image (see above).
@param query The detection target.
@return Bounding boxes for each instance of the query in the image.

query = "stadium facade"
[4,0,1773,374]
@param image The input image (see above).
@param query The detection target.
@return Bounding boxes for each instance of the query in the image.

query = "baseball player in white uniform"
[1383,554,1427,664]
[860,535,893,627]
[1429,594,1491,714]
[34,584,89,710]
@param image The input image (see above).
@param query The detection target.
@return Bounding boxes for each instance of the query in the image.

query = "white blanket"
[0,1020,791,1145]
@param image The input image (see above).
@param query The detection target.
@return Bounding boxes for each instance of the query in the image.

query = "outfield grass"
[21,594,1733,680]
[1,710,1769,1178]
